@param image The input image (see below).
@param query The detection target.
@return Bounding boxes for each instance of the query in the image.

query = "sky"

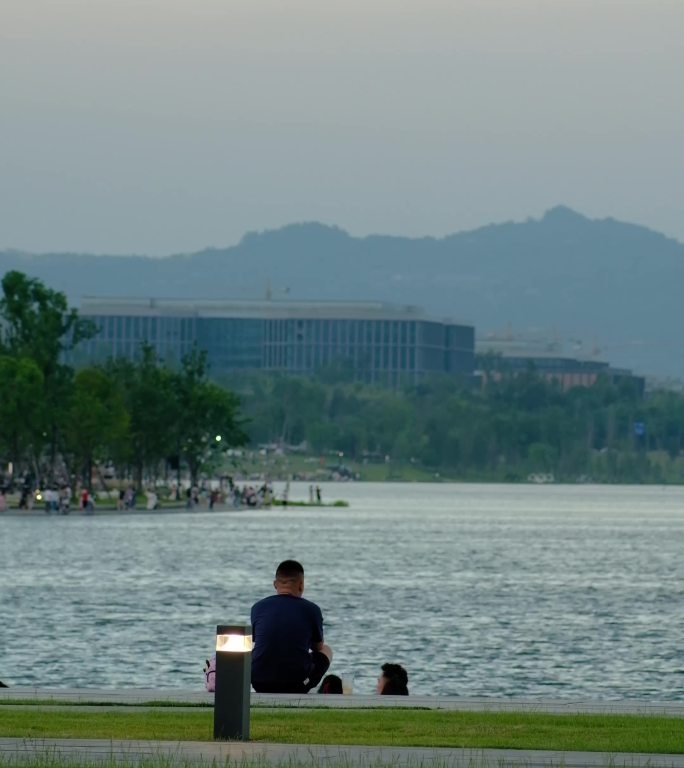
[2,0,683,256]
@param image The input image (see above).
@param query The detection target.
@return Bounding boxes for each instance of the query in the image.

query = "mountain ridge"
[2,207,683,379]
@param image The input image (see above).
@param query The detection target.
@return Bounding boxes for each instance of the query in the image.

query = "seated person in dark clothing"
[376,662,409,695]
[317,674,343,694]
[251,559,333,693]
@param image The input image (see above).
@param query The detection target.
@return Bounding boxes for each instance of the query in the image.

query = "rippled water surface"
[2,482,683,698]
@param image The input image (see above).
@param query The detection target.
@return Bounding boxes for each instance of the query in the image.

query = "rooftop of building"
[79,296,469,326]
[477,331,609,365]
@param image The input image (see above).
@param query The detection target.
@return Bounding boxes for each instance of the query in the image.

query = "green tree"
[0,271,96,478]
[0,271,95,374]
[0,356,44,476]
[174,348,247,485]
[106,346,179,489]
[63,367,130,487]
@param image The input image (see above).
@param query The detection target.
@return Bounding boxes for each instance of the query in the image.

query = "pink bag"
[203,655,216,692]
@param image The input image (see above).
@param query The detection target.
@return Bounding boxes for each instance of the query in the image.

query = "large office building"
[76,298,475,385]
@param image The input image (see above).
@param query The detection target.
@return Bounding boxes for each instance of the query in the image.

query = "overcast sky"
[1,0,682,255]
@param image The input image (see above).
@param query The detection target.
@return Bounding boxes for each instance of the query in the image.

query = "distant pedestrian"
[123,487,134,509]
[59,486,71,515]
[44,487,59,514]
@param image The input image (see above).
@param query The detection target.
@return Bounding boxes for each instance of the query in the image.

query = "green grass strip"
[0,707,683,754]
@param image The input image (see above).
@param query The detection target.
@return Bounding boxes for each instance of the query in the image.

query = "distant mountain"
[2,206,683,379]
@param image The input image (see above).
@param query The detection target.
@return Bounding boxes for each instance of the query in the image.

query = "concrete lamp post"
[213,623,252,740]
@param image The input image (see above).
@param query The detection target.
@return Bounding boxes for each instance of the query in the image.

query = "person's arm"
[316,642,333,662]
[311,604,325,651]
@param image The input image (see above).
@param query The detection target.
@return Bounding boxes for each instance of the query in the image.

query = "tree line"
[3,270,684,489]
[228,366,684,484]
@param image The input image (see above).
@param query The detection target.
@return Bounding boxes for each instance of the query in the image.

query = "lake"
[1,482,683,699]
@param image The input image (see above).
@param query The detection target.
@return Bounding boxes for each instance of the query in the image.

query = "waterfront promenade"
[2,688,683,767]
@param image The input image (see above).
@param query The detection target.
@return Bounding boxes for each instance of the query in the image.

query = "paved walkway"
[2,737,684,767]
[2,689,683,767]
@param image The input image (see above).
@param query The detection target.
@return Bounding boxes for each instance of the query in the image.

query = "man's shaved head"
[275,560,304,581]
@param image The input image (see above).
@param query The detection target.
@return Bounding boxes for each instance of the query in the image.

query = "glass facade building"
[76,298,474,385]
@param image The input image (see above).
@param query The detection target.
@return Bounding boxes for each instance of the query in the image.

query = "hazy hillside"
[2,206,683,379]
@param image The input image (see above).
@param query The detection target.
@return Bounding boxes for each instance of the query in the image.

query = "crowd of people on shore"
[0,483,97,515]
[228,480,274,508]
[0,478,275,514]
[0,474,329,516]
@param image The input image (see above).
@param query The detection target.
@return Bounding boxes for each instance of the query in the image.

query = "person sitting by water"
[251,559,333,693]
[376,662,409,695]
[317,674,343,694]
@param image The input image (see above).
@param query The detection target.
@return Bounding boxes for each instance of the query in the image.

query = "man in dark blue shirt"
[251,560,333,693]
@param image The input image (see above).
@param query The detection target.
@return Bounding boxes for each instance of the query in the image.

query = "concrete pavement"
[2,737,684,767]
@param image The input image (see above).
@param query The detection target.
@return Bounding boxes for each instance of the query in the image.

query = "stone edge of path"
[1,687,683,716]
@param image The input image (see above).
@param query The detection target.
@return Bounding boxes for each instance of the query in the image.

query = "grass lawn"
[1,706,682,754]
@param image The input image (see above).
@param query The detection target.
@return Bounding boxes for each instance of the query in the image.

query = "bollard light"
[213,623,252,740]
